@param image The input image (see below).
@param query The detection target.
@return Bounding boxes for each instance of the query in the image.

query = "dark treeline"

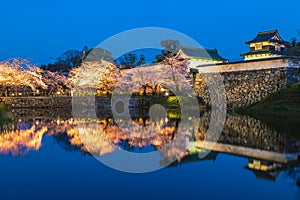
[40,40,182,73]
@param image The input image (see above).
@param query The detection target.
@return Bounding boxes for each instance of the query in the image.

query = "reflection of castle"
[193,112,300,182]
[167,150,218,167]
[245,159,283,181]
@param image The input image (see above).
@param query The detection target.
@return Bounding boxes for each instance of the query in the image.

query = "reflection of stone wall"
[0,96,153,109]
[8,108,73,120]
[196,112,300,154]
[0,97,72,108]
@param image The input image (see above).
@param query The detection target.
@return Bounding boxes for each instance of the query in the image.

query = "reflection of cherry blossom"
[66,119,177,155]
[67,122,115,156]
[0,117,190,163]
[0,125,47,156]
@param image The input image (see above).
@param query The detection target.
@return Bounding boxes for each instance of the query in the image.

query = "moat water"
[0,108,299,200]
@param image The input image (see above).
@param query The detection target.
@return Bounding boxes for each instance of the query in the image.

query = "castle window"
[255,44,262,50]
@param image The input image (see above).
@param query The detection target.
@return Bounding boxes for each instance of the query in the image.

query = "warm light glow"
[0,117,186,162]
[0,126,47,156]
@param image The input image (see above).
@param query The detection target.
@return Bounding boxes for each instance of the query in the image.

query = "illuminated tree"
[69,60,120,95]
[0,59,47,96]
[39,70,72,95]
[159,56,190,92]
[160,56,188,76]
[118,57,189,96]
[117,66,164,96]
[0,58,74,96]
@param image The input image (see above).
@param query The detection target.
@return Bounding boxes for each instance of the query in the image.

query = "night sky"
[0,0,299,65]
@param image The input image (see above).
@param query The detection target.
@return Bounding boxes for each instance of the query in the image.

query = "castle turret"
[241,30,289,60]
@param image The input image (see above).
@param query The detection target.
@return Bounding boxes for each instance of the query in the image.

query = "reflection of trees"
[0,118,181,157]
[159,120,193,165]
[5,112,300,167]
[0,118,74,156]
[64,118,193,165]
[0,125,47,156]
[67,122,115,156]
[0,115,191,165]
[65,119,178,156]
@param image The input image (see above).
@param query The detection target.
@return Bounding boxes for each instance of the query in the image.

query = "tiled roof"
[246,30,289,45]
[179,46,227,61]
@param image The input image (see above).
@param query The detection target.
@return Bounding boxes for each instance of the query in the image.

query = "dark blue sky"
[1,0,299,65]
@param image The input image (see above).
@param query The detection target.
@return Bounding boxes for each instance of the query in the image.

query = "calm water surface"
[0,108,299,200]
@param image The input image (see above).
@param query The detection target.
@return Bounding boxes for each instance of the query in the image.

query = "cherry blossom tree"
[0,58,73,96]
[159,56,190,92]
[69,60,120,95]
[0,59,47,96]
[118,66,165,96]
[39,70,72,95]
[159,56,188,76]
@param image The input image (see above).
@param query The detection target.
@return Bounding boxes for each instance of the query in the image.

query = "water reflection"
[0,108,300,183]
[0,115,180,157]
[0,124,47,156]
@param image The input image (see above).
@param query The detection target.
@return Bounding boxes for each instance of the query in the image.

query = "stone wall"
[193,58,300,108]
[194,67,287,108]
[0,97,72,108]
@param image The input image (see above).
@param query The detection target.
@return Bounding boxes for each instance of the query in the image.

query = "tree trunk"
[15,86,18,96]
[143,86,146,96]
[5,87,9,97]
